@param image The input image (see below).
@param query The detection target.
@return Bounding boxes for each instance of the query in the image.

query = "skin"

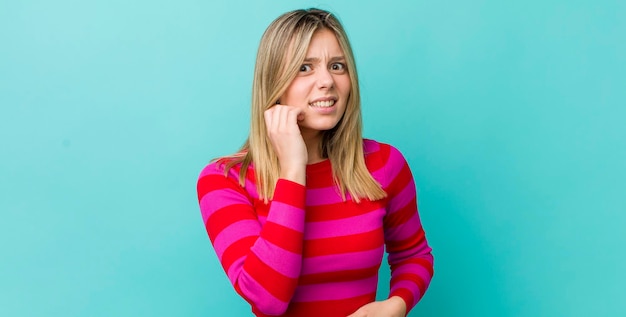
[264,28,351,185]
[264,28,407,317]
[346,297,407,317]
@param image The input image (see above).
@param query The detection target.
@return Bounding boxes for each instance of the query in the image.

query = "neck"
[301,129,325,164]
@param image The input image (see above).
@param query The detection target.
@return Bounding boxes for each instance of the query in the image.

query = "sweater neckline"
[306,158,332,174]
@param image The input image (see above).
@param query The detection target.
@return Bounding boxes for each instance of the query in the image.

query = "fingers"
[345,311,363,317]
[263,105,308,184]
[263,108,273,131]
[278,105,290,131]
[346,299,405,317]
[265,105,303,134]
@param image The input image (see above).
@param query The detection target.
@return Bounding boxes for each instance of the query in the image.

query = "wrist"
[387,296,407,316]
[279,167,306,185]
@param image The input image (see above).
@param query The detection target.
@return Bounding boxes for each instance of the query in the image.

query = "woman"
[197,8,434,317]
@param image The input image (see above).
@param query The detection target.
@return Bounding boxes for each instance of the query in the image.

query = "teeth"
[309,100,335,107]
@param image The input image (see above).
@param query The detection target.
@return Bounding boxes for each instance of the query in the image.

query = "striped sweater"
[197,140,434,316]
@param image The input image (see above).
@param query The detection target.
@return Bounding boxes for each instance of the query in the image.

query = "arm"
[347,144,434,317]
[197,164,305,315]
[383,145,434,314]
[198,105,308,315]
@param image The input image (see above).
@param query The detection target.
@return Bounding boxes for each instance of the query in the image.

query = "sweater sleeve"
[197,162,306,315]
[381,145,434,313]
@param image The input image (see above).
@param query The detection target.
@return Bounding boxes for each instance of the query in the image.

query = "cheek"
[337,76,351,96]
[283,79,313,104]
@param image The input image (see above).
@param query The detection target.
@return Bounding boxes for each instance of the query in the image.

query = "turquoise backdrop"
[2,0,624,316]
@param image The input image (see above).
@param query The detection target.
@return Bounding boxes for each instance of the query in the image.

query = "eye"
[330,62,346,73]
[299,64,312,72]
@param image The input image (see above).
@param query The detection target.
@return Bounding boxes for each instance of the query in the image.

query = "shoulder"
[197,158,253,200]
[197,157,250,187]
[363,139,411,188]
[198,159,232,179]
[363,139,408,167]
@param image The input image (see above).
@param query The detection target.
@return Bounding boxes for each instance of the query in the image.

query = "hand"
[264,104,307,185]
[346,296,406,317]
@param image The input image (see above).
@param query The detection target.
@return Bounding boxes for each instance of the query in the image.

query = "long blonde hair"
[222,8,386,203]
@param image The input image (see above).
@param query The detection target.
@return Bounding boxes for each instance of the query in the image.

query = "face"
[280,28,351,139]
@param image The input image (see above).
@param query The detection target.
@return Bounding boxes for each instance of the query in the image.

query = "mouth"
[309,99,336,108]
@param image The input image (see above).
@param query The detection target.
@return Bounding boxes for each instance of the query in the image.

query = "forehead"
[305,28,344,56]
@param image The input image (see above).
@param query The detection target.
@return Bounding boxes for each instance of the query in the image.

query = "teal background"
[1,0,624,316]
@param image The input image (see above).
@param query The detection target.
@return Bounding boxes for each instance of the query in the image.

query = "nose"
[316,67,334,89]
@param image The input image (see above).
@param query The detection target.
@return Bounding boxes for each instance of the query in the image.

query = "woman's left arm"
[381,145,434,314]
[348,143,434,317]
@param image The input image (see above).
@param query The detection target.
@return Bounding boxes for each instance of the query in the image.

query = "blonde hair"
[222,8,386,202]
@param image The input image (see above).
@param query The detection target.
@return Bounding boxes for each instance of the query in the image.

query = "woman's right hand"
[264,105,307,185]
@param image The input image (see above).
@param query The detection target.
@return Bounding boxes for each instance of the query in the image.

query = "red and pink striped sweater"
[197,140,434,316]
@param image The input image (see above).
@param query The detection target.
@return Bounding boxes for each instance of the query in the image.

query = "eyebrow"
[303,56,346,63]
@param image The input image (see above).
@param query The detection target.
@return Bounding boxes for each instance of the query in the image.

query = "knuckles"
[264,105,301,134]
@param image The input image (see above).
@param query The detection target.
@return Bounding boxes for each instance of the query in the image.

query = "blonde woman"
[197,8,434,317]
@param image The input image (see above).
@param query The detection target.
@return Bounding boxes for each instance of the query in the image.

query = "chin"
[300,121,341,132]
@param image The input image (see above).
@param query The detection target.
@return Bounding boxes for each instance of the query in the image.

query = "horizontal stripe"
[246,251,299,303]
[251,239,301,279]
[386,226,426,253]
[222,236,256,274]
[304,209,385,239]
[393,272,427,296]
[385,212,422,242]
[391,257,434,278]
[205,204,256,243]
[301,247,384,275]
[387,178,416,215]
[393,263,432,281]
[252,199,270,218]
[197,175,220,201]
[304,229,384,257]
[286,292,375,317]
[235,273,289,316]
[212,220,259,258]
[305,187,344,206]
[369,167,387,188]
[305,164,335,188]
[273,179,306,206]
[200,187,251,223]
[211,159,256,183]
[255,215,267,224]
[306,200,384,222]
[198,162,260,199]
[373,143,393,186]
[260,221,304,254]
[363,139,380,154]
[198,163,226,178]
[292,274,378,302]
[364,144,386,174]
[265,201,306,232]
[385,144,408,175]
[197,173,240,201]
[243,178,259,199]
[384,196,418,228]
[392,265,433,293]
[298,265,379,285]
[385,162,412,196]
